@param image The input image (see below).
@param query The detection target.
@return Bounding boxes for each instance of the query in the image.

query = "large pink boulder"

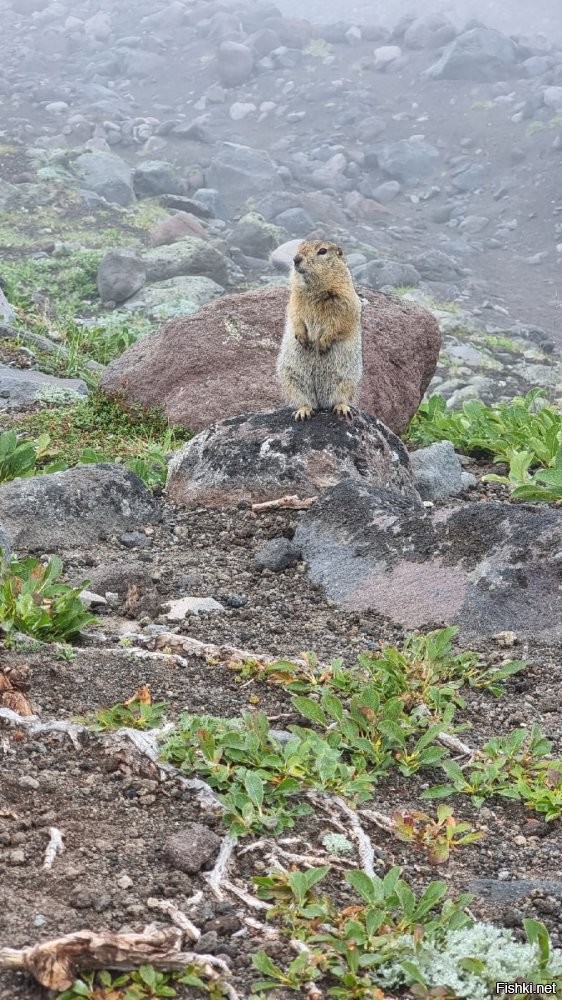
[99,287,440,436]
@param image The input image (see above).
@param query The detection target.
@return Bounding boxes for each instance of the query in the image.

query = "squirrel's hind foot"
[293,405,314,421]
[333,403,353,421]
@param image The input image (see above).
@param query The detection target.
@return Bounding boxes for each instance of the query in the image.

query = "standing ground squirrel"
[276,240,362,421]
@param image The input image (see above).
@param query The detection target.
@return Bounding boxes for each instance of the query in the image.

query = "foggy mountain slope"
[0,0,561,352]
[276,0,562,43]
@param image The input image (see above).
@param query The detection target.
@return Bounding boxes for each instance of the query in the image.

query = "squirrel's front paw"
[293,405,313,421]
[317,341,332,355]
[295,334,312,350]
[333,403,353,421]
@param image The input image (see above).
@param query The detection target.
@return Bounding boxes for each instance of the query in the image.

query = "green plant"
[56,962,228,999]
[3,393,189,488]
[0,429,64,483]
[161,711,376,836]
[77,697,167,732]
[252,866,473,997]
[0,553,96,642]
[424,725,562,817]
[252,950,327,994]
[392,805,483,863]
[407,391,562,501]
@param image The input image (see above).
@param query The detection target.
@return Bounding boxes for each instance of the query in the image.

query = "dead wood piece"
[0,927,183,990]
[0,690,34,715]
[147,898,200,941]
[43,827,65,871]
[203,833,237,895]
[251,494,318,512]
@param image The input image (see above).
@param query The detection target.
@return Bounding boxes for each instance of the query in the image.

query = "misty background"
[276,0,562,43]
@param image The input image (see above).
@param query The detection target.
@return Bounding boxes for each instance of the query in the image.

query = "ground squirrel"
[276,240,362,421]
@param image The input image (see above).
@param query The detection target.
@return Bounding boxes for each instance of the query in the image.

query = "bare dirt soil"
[1,493,562,999]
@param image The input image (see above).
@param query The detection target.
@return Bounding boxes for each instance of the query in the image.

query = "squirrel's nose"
[293,254,303,266]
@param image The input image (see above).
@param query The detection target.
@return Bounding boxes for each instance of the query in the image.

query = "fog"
[276,0,562,43]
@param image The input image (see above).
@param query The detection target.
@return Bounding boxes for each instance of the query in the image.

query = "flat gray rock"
[0,365,88,410]
[0,464,161,552]
[295,481,562,640]
[166,408,419,508]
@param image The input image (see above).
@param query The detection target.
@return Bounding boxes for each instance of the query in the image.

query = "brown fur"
[277,241,363,420]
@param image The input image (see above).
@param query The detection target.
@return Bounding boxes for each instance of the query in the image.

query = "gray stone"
[0,523,10,560]
[120,531,152,548]
[426,28,519,82]
[166,408,418,508]
[459,215,490,235]
[133,160,186,198]
[75,150,135,207]
[409,441,463,501]
[523,56,553,78]
[165,824,221,874]
[352,259,420,290]
[205,142,280,214]
[403,14,456,50]
[470,879,562,903]
[270,238,304,272]
[255,191,301,221]
[376,140,440,186]
[218,41,254,87]
[373,45,402,70]
[254,537,301,572]
[0,179,21,211]
[143,238,230,285]
[370,180,401,204]
[409,249,465,282]
[191,188,228,219]
[0,365,88,411]
[0,464,161,552]
[451,163,488,192]
[543,86,562,111]
[295,483,562,640]
[229,211,286,258]
[122,275,224,320]
[97,250,146,305]
[165,596,225,619]
[0,286,15,324]
[272,207,315,237]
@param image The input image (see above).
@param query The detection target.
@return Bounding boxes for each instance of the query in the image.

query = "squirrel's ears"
[336,245,343,256]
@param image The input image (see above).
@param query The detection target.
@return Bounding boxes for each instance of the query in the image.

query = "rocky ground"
[0,0,562,998]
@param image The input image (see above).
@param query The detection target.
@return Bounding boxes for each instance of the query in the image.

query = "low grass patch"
[4,393,190,488]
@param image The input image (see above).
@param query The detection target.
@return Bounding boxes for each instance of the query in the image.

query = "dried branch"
[147,899,200,942]
[220,878,271,912]
[203,834,238,895]
[0,926,200,990]
[331,796,377,878]
[251,494,318,512]
[43,827,65,871]
[359,808,396,833]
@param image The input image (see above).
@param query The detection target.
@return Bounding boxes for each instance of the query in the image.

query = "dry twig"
[0,926,234,991]
[251,494,318,512]
[43,827,65,871]
[203,834,238,895]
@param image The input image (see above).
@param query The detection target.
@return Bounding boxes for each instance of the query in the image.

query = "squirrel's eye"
[317,248,328,255]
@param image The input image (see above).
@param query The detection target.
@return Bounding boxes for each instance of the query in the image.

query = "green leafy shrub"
[0,429,64,483]
[77,697,167,732]
[56,962,228,999]
[407,391,562,500]
[0,553,96,642]
[161,710,376,836]
[424,725,562,818]
[2,394,189,489]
